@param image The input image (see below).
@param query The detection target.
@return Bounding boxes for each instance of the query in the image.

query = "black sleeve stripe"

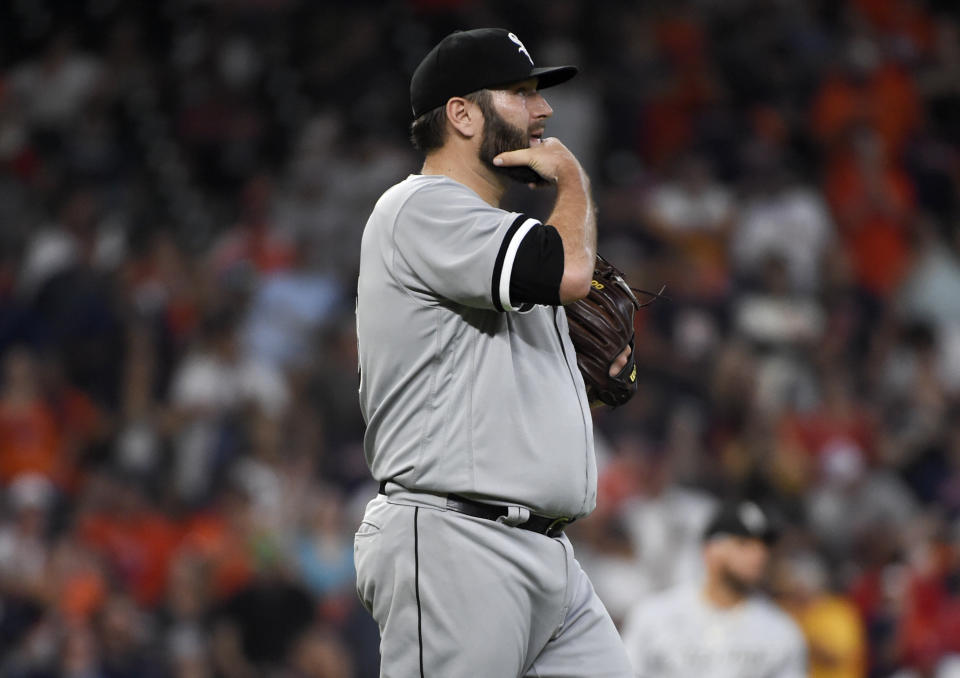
[490,214,532,312]
[508,224,564,307]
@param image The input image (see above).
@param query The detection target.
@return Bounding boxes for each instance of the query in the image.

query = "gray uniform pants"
[354,491,633,678]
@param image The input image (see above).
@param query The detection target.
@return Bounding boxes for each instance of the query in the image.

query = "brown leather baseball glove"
[565,254,665,407]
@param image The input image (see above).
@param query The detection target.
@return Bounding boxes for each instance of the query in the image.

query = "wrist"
[555,162,588,190]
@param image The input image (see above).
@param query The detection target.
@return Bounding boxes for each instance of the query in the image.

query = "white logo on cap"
[508,32,534,66]
[738,502,767,535]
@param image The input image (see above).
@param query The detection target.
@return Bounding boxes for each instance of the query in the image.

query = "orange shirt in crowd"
[640,69,716,168]
[639,14,714,168]
[0,399,63,487]
[78,511,181,608]
[59,569,107,623]
[825,154,915,298]
[180,511,255,600]
[48,537,109,623]
[811,64,920,156]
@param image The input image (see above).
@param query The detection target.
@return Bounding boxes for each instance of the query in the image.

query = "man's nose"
[531,92,553,119]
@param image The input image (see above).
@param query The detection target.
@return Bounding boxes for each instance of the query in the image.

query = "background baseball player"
[353,28,633,677]
[620,500,807,678]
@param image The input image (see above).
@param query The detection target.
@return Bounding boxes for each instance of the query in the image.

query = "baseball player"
[620,500,807,678]
[354,28,634,677]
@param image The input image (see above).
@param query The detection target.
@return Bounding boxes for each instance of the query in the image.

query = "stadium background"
[1,0,960,676]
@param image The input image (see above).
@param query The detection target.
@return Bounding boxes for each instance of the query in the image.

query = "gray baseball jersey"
[356,173,596,518]
[620,584,807,678]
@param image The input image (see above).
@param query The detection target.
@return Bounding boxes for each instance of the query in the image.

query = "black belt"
[378,481,572,538]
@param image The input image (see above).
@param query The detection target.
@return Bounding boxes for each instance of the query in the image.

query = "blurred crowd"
[1,0,960,676]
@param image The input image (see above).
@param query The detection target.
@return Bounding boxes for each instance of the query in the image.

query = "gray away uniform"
[355,174,632,677]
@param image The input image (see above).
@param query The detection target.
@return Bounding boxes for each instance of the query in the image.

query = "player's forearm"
[550,166,597,303]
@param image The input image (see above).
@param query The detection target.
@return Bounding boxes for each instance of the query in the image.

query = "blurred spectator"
[574,433,716,624]
[896,222,960,399]
[634,6,719,168]
[919,17,960,148]
[0,347,66,488]
[114,321,164,477]
[852,0,936,61]
[46,533,107,625]
[735,255,825,351]
[811,35,920,157]
[211,551,315,676]
[240,237,342,372]
[734,254,824,415]
[176,49,267,191]
[306,320,367,484]
[897,220,960,335]
[95,592,166,678]
[286,625,354,678]
[776,366,876,489]
[0,473,55,600]
[161,554,214,678]
[894,517,960,675]
[179,484,256,602]
[294,489,355,602]
[7,30,104,139]
[59,622,103,678]
[77,472,180,608]
[20,186,126,406]
[208,174,295,282]
[775,551,867,678]
[644,153,734,297]
[824,127,916,299]
[169,309,288,504]
[877,321,951,499]
[731,157,834,296]
[619,439,716,596]
[804,443,918,563]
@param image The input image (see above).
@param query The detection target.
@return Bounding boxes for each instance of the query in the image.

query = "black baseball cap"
[410,28,578,119]
[703,501,779,545]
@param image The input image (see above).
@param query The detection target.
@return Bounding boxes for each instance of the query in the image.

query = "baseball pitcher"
[354,27,634,678]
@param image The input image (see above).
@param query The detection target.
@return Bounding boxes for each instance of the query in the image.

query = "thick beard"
[478,104,550,186]
[719,563,758,598]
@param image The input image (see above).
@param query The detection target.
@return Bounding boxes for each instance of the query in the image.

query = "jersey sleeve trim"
[491,215,539,312]
[509,224,564,307]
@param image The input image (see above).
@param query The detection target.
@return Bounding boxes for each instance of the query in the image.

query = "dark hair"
[409,90,490,154]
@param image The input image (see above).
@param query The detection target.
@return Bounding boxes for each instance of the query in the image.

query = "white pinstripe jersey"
[356,174,596,518]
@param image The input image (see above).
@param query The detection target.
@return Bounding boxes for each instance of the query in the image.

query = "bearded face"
[477,95,550,186]
[716,537,770,595]
[719,562,762,596]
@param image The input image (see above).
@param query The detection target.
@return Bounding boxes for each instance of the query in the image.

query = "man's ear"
[445,97,482,139]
